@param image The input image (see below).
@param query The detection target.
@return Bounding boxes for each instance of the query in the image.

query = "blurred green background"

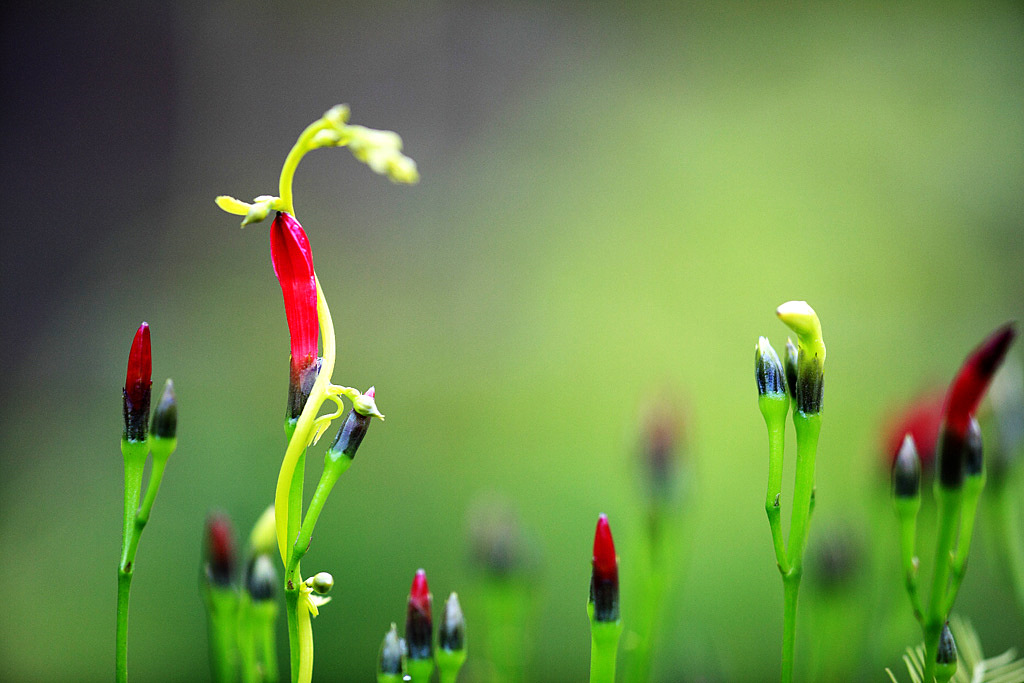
[2,0,1023,681]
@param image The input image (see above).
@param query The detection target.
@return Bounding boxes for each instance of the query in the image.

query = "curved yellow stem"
[297,600,315,683]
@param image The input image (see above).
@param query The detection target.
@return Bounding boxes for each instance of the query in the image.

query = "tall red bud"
[590,514,619,622]
[270,212,320,421]
[938,323,1017,489]
[406,569,433,661]
[123,322,152,442]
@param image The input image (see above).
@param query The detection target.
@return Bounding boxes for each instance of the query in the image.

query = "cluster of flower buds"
[376,569,466,683]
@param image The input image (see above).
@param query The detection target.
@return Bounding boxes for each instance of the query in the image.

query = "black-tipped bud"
[328,408,372,460]
[784,338,799,400]
[439,592,466,652]
[590,514,620,623]
[245,554,277,602]
[936,622,958,679]
[755,337,787,397]
[151,379,177,440]
[964,418,984,477]
[937,425,968,491]
[893,435,922,499]
[379,623,405,676]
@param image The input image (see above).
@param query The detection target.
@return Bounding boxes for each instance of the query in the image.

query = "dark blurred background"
[1,1,1023,681]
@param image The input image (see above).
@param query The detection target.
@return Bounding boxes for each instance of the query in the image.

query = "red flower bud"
[590,513,619,622]
[406,568,433,660]
[123,322,152,442]
[204,513,236,588]
[944,323,1017,439]
[270,212,320,420]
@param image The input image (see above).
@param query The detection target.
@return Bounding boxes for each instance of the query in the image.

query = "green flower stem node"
[205,585,240,683]
[407,657,436,683]
[923,488,962,680]
[437,648,468,683]
[895,496,923,621]
[943,471,985,616]
[589,617,624,683]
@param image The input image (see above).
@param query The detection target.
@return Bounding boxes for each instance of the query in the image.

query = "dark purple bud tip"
[151,379,177,440]
[892,434,921,499]
[406,569,433,660]
[590,514,619,622]
[937,622,957,666]
[123,322,152,442]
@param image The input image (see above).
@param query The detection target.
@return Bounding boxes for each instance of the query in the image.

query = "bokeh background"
[2,1,1023,681]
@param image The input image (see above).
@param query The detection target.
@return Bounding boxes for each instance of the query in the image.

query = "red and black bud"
[589,514,619,623]
[892,434,922,500]
[938,324,1016,490]
[123,322,152,442]
[204,513,237,588]
[270,212,320,421]
[405,569,433,661]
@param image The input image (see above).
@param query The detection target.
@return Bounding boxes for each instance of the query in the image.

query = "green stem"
[766,417,790,574]
[206,586,240,683]
[781,571,800,683]
[407,658,436,683]
[436,649,468,683]
[923,488,961,681]
[285,588,300,683]
[589,619,623,683]
[238,595,258,683]
[116,440,147,683]
[285,456,350,579]
[285,451,305,683]
[136,456,168,527]
[253,602,280,683]
[116,568,133,683]
[944,475,984,616]
[898,509,923,621]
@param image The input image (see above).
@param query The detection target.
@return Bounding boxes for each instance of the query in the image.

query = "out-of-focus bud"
[469,498,532,578]
[892,435,922,500]
[964,418,984,478]
[776,301,825,415]
[270,212,320,423]
[990,357,1024,479]
[378,623,405,678]
[637,389,688,504]
[935,622,958,680]
[589,514,619,623]
[755,337,787,397]
[248,505,277,557]
[405,569,433,661]
[938,324,1017,490]
[810,526,861,594]
[439,592,466,652]
[245,554,277,602]
[123,322,153,442]
[323,104,351,128]
[882,389,944,472]
[784,338,799,400]
[149,379,177,462]
[204,513,237,588]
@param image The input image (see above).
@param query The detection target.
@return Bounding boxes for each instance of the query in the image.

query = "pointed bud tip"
[893,434,921,499]
[379,622,405,674]
[151,379,177,440]
[440,592,466,652]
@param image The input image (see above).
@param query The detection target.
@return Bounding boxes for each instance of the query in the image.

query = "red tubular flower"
[123,322,152,442]
[590,513,619,622]
[937,323,1017,489]
[944,324,1017,439]
[270,212,320,420]
[204,513,236,588]
[406,569,433,660]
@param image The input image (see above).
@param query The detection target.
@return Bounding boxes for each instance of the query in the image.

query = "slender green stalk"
[764,408,790,574]
[285,588,300,683]
[589,618,623,683]
[943,475,984,616]
[923,489,961,681]
[483,577,530,683]
[437,649,468,683]
[407,659,435,683]
[780,571,800,683]
[897,509,923,621]
[254,601,280,683]
[285,456,350,579]
[116,441,147,683]
[238,596,258,683]
[278,120,333,216]
[206,586,240,683]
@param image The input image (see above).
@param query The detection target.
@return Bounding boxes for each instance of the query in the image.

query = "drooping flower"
[123,322,152,442]
[270,212,320,421]
[590,514,619,623]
